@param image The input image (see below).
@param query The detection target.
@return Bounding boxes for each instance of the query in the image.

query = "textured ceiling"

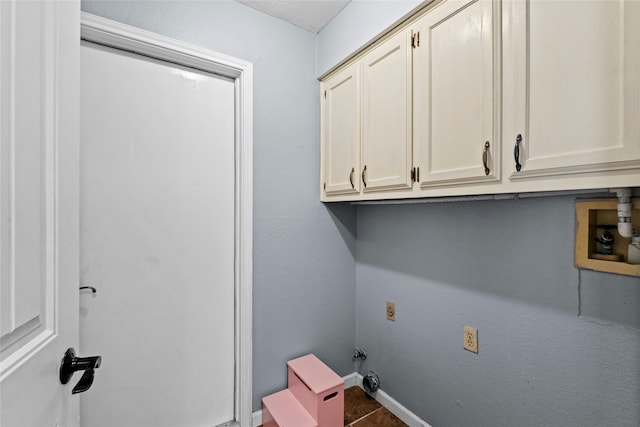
[236,0,351,33]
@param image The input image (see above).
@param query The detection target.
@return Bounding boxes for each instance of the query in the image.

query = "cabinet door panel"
[508,0,640,179]
[322,64,360,195]
[414,0,500,187]
[362,30,412,192]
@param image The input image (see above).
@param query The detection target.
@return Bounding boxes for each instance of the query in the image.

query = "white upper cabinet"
[321,63,361,195]
[320,0,640,202]
[504,0,640,181]
[414,0,500,187]
[361,30,413,193]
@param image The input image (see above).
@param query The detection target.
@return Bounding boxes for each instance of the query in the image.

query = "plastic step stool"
[287,354,344,427]
[262,389,318,427]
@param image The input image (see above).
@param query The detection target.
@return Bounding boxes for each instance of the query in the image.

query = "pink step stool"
[287,354,344,427]
[262,389,317,427]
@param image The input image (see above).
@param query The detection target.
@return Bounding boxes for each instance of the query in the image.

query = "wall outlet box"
[463,325,478,353]
[386,301,395,321]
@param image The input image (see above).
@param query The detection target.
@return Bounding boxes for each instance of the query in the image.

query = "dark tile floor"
[259,386,408,427]
[344,386,407,427]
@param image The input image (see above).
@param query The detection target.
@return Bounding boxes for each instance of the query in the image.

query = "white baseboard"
[252,372,431,427]
[342,371,359,388]
[252,409,262,427]
[353,373,432,427]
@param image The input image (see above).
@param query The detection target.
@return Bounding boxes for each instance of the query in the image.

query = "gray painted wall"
[80,0,356,412]
[80,1,640,425]
[319,4,640,425]
[356,195,639,426]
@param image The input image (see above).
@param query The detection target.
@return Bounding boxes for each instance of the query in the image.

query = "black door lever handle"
[72,366,98,394]
[60,348,102,394]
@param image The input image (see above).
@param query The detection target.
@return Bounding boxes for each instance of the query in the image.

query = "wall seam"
[577,268,582,317]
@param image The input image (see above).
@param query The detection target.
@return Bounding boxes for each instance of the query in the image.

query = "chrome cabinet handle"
[349,167,355,189]
[362,165,367,188]
[514,134,522,172]
[482,141,490,176]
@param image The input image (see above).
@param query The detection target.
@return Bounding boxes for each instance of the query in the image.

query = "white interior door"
[1,1,80,426]
[79,40,236,427]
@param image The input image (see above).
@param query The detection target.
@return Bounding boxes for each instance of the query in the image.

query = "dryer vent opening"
[363,371,380,393]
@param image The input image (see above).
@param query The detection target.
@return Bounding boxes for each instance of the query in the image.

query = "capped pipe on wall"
[353,347,367,361]
[611,188,633,237]
[363,371,380,394]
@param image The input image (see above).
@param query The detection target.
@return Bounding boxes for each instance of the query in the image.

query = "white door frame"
[80,13,253,427]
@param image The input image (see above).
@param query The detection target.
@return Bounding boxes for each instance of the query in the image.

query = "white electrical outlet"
[386,301,395,321]
[463,325,478,353]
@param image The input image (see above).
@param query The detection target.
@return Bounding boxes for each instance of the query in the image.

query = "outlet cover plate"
[386,301,395,321]
[463,325,478,353]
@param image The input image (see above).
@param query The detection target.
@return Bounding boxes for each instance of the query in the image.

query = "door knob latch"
[59,348,102,394]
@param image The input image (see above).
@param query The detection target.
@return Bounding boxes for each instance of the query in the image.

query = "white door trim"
[80,13,253,427]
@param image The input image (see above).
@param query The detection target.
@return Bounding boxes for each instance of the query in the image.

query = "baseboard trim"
[252,372,431,427]
[252,409,262,427]
[353,373,432,427]
[342,371,359,388]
